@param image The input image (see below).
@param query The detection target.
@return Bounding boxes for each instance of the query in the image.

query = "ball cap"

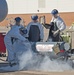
[31,14,38,20]
[51,9,58,15]
[15,17,22,22]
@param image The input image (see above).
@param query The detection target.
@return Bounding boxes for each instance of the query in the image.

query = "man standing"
[48,9,66,42]
[4,17,27,65]
[27,14,44,42]
[27,14,44,53]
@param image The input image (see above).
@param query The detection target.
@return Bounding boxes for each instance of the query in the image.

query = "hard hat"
[51,9,58,15]
[31,15,38,20]
[15,17,22,22]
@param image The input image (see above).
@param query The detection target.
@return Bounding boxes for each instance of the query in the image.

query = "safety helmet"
[51,9,58,15]
[31,15,38,20]
[15,17,22,22]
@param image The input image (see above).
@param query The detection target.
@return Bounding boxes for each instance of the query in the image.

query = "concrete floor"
[0,69,74,75]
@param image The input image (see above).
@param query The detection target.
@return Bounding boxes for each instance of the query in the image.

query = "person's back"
[28,24,40,42]
[27,15,44,42]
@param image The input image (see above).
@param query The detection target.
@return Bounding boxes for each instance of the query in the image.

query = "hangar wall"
[6,0,74,14]
[0,13,74,26]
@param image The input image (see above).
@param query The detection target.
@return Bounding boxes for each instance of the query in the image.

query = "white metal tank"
[0,0,8,22]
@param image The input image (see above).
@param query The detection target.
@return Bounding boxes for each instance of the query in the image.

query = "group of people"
[4,9,66,66]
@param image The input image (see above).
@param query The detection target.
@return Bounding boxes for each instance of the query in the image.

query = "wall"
[0,12,74,26]
[6,0,74,14]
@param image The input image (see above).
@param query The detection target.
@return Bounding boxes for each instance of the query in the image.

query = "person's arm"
[42,23,51,29]
[39,24,44,41]
[26,23,31,38]
[58,22,66,31]
[56,17,66,32]
[13,27,27,42]
[53,21,66,37]
[16,31,27,42]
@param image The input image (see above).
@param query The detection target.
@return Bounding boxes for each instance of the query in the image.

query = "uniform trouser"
[4,38,15,63]
[5,44,15,62]
[12,40,32,63]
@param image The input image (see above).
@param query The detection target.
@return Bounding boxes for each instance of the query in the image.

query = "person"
[27,14,44,42]
[27,14,44,53]
[47,9,66,42]
[4,17,28,66]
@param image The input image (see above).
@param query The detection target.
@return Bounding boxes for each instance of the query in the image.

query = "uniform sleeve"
[13,28,26,42]
[26,23,31,37]
[16,32,26,41]
[39,24,44,40]
[59,22,66,31]
[57,19,66,32]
